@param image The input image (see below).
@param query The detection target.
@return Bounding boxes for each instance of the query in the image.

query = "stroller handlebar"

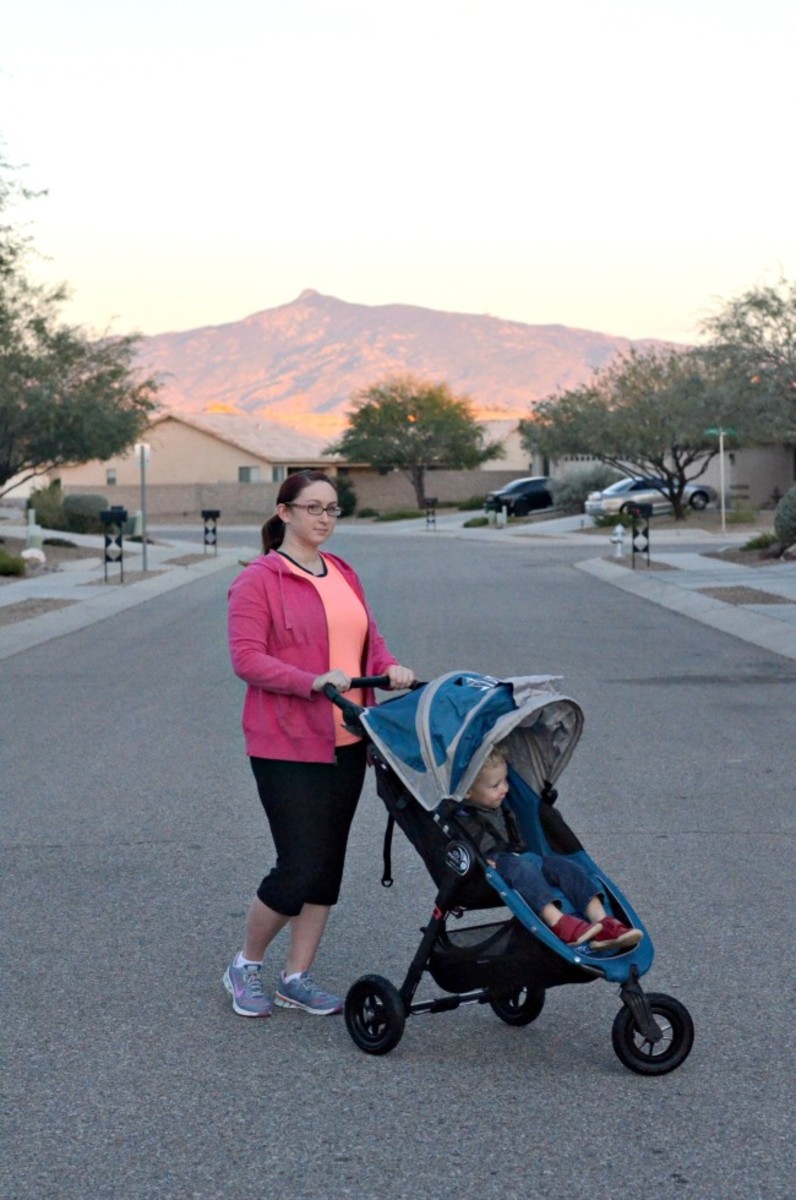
[322,675,393,738]
[322,675,392,705]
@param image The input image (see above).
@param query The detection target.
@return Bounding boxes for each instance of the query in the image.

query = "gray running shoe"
[222,961,272,1017]
[274,971,343,1015]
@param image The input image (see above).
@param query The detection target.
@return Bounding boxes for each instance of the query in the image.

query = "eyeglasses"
[286,502,342,517]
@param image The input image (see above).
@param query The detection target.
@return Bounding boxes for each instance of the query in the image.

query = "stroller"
[327,670,694,1075]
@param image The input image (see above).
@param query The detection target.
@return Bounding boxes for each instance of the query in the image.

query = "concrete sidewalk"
[575,553,796,662]
[499,513,796,662]
[0,523,247,661]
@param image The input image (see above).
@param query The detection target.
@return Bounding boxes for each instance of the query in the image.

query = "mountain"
[137,289,663,437]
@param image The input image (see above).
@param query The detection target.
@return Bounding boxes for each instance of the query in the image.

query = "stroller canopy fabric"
[360,670,585,812]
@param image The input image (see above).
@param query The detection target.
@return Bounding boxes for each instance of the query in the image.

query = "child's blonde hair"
[477,744,508,775]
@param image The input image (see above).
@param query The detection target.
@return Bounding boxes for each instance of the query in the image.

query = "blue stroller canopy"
[360,670,584,812]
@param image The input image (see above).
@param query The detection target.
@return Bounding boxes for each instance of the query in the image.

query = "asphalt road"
[2,529,792,1200]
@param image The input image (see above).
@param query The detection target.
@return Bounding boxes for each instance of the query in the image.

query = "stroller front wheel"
[488,985,546,1026]
[345,974,406,1055]
[611,991,694,1075]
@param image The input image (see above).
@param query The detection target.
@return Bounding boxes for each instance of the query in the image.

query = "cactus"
[774,485,796,551]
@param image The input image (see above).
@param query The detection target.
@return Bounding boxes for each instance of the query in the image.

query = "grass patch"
[374,509,426,522]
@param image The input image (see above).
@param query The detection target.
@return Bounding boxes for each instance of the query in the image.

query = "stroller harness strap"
[381,814,395,887]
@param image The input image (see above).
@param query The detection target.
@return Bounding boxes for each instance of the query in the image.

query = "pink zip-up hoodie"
[227,551,399,762]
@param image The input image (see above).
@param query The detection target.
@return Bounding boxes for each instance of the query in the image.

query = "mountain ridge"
[137,290,669,437]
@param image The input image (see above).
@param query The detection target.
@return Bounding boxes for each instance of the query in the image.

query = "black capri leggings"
[250,742,368,916]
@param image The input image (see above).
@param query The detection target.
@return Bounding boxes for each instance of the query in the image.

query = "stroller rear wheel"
[345,974,406,1055]
[488,985,546,1026]
[611,992,694,1075]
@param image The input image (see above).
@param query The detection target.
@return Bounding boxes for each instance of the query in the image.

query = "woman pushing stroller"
[458,747,643,951]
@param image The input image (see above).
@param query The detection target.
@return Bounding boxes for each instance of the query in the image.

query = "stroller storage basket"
[428,918,541,993]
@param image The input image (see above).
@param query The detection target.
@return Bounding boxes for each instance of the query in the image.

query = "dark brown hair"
[261,470,338,553]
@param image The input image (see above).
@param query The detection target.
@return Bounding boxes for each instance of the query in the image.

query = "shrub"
[335,475,357,517]
[458,495,487,511]
[551,466,624,514]
[62,493,109,534]
[0,547,26,576]
[356,507,379,519]
[774,485,796,551]
[742,532,779,551]
[592,511,636,529]
[27,482,66,531]
[463,515,489,527]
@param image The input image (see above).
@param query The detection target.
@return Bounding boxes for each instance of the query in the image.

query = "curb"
[0,551,241,662]
[575,557,796,663]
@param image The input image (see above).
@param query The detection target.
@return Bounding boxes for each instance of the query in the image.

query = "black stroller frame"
[328,675,694,1075]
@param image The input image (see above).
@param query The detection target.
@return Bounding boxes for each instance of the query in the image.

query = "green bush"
[43,536,78,548]
[592,511,636,529]
[62,493,109,534]
[551,466,624,514]
[357,507,379,519]
[463,515,489,527]
[27,482,66,531]
[457,495,487,511]
[742,532,779,550]
[335,475,357,517]
[774,485,796,550]
[0,547,26,576]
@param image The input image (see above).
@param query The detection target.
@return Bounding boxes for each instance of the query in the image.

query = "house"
[53,410,342,520]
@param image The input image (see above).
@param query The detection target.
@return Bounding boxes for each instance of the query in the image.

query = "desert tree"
[520,345,758,519]
[700,276,796,440]
[327,374,503,508]
[0,153,160,498]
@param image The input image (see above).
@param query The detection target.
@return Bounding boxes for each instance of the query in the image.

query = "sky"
[1,0,794,344]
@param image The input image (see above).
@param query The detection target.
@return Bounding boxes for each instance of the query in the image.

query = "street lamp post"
[134,442,150,571]
[705,427,736,535]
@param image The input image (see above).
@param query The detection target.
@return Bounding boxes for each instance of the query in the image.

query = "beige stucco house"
[52,411,342,520]
[56,410,340,489]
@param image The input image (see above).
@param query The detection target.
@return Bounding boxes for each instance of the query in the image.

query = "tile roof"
[153,410,341,464]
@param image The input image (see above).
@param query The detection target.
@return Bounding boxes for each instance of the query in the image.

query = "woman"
[224,471,414,1017]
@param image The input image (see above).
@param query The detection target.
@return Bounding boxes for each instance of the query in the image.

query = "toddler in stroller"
[326,669,694,1075]
[459,746,643,952]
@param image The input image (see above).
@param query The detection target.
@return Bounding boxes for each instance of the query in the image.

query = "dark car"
[483,476,553,516]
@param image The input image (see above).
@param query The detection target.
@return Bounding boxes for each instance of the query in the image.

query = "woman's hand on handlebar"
[312,669,351,693]
[385,663,415,690]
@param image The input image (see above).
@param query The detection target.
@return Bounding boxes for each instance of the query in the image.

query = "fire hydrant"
[610,523,625,558]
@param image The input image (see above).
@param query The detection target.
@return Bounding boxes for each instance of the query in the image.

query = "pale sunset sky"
[1,0,793,344]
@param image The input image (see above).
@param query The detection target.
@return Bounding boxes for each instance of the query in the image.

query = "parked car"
[584,476,715,517]
[484,476,554,516]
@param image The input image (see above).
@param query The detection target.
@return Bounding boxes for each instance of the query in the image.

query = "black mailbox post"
[100,506,128,582]
[628,502,652,569]
[202,509,221,555]
[425,497,437,530]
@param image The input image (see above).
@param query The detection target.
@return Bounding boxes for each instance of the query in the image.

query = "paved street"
[2,527,793,1199]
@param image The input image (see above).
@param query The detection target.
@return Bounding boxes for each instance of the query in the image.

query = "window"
[239,466,261,483]
[106,468,117,486]
[272,466,285,483]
